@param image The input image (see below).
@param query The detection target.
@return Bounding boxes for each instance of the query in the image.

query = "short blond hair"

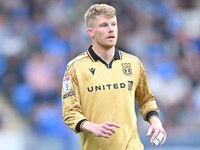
[84,4,116,27]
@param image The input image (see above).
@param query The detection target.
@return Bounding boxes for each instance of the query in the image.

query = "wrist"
[81,121,96,134]
[76,119,88,132]
[149,116,162,126]
[146,110,159,122]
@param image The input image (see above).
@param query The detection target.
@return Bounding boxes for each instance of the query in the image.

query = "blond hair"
[84,4,116,27]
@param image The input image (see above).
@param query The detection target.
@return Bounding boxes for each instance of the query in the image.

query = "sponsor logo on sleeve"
[63,92,75,99]
[63,76,71,92]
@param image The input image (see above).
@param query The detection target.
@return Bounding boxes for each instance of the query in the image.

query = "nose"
[108,24,114,32]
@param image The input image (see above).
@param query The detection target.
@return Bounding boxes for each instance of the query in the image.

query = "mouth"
[107,35,115,39]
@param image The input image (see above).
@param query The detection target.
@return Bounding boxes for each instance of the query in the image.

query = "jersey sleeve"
[135,60,159,122]
[62,64,87,133]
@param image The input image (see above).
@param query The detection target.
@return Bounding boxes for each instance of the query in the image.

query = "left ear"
[86,28,94,38]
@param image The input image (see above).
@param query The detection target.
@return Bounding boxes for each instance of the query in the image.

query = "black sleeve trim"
[75,119,88,132]
[146,111,159,122]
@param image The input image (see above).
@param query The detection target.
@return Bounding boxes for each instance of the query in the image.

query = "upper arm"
[62,64,87,132]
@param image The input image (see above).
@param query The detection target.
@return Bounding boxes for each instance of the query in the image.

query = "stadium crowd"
[0,0,200,149]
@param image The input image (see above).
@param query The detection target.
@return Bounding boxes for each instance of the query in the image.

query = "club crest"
[121,63,132,76]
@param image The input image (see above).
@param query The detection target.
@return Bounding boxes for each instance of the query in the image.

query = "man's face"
[87,15,118,49]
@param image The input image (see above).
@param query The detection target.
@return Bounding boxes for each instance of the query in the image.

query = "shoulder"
[119,50,145,74]
[67,52,89,69]
[119,50,144,70]
[119,50,141,62]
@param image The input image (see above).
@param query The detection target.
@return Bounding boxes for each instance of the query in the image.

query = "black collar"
[87,45,121,62]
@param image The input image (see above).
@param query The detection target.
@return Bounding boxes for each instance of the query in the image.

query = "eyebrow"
[99,21,117,25]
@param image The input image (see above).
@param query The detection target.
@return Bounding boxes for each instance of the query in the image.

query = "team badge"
[121,63,132,76]
[63,76,71,92]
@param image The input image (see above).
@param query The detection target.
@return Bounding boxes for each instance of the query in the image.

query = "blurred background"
[0,0,200,149]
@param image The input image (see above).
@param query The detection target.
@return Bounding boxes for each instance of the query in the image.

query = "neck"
[92,45,115,64]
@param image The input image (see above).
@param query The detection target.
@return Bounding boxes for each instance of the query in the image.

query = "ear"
[87,28,94,38]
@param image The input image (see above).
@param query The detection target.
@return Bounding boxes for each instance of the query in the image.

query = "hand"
[82,121,120,138]
[146,116,167,146]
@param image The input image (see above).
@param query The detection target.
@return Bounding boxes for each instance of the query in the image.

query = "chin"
[104,42,116,48]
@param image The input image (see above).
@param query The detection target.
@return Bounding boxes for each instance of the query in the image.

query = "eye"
[99,23,108,27]
[112,22,117,26]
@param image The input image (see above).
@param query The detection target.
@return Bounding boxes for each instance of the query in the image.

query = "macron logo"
[89,68,96,75]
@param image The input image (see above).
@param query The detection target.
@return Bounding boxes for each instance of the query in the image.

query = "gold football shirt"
[62,45,159,150]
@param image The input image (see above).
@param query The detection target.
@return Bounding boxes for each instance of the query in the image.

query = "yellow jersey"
[62,45,159,150]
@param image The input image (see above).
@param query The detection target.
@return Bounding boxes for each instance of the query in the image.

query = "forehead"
[94,15,117,24]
